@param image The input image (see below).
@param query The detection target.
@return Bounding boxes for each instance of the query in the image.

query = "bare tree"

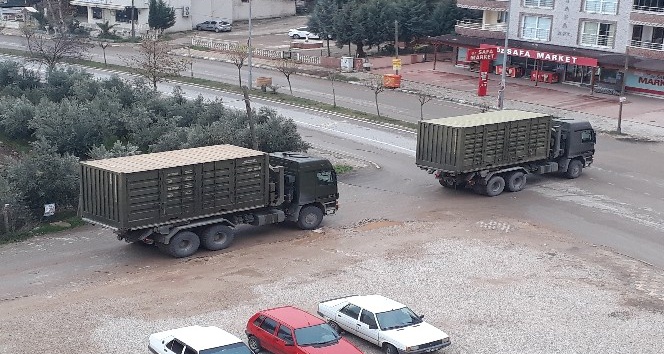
[328,71,340,108]
[130,38,187,89]
[26,33,92,70]
[241,86,258,150]
[227,44,249,87]
[99,41,110,66]
[415,90,435,120]
[364,75,385,117]
[275,59,299,94]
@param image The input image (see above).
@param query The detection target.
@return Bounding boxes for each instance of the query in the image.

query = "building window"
[521,15,551,41]
[633,0,664,12]
[584,0,618,15]
[92,7,102,20]
[631,25,644,41]
[524,0,554,8]
[580,21,616,48]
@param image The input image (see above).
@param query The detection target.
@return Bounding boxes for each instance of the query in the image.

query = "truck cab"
[552,120,596,173]
[269,152,339,229]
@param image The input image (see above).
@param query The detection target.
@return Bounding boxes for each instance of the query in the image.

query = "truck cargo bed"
[416,110,552,173]
[80,145,270,231]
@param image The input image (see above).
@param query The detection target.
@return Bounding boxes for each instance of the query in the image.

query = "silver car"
[195,19,232,33]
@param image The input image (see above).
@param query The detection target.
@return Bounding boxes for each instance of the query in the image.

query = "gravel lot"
[3,217,663,354]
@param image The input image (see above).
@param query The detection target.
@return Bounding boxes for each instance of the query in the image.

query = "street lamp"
[247,0,253,90]
[498,5,510,110]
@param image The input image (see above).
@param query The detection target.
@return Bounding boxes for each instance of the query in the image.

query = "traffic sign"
[392,58,402,71]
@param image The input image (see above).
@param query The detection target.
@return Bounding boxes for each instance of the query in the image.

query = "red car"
[245,306,363,354]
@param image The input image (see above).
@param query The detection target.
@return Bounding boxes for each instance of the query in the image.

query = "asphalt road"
[0,23,662,271]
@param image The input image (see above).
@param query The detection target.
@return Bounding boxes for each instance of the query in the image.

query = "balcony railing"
[579,34,616,47]
[630,39,664,50]
[456,19,507,32]
[524,0,554,8]
[632,5,664,12]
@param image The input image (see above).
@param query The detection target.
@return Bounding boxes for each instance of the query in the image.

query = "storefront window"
[565,65,594,85]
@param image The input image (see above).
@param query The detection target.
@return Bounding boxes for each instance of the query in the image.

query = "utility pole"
[617,53,629,134]
[131,0,135,38]
[498,6,510,110]
[247,0,253,90]
[394,20,399,58]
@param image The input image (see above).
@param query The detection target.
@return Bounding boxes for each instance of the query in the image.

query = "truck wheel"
[247,335,262,353]
[328,320,342,334]
[384,344,398,354]
[163,231,200,258]
[506,171,527,192]
[566,160,583,179]
[485,176,505,197]
[201,225,235,251]
[297,205,323,230]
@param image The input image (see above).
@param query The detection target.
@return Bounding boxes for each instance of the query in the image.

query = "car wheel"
[292,34,300,39]
[297,205,323,230]
[384,344,398,354]
[247,336,262,353]
[484,175,505,197]
[215,28,220,33]
[201,225,235,251]
[328,321,342,334]
[506,171,527,192]
[565,160,583,179]
[163,231,200,258]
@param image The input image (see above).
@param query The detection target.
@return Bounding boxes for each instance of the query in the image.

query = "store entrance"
[565,65,594,86]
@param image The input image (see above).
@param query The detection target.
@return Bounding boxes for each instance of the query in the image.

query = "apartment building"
[431,0,664,97]
[69,0,296,35]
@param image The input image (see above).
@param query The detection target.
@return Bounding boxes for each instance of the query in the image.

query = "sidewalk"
[177,47,664,140]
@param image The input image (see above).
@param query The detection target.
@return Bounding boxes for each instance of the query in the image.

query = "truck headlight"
[405,345,419,352]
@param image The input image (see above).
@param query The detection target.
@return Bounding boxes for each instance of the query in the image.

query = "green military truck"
[79,145,339,257]
[416,110,596,196]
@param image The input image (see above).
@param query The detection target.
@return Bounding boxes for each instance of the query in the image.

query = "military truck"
[79,145,339,257]
[416,110,595,196]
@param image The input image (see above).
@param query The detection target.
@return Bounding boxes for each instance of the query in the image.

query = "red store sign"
[482,45,598,67]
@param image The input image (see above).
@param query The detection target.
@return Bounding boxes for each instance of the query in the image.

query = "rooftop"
[261,306,325,328]
[425,110,550,127]
[345,295,406,313]
[151,326,242,351]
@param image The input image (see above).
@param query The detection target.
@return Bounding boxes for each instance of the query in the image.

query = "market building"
[430,0,664,97]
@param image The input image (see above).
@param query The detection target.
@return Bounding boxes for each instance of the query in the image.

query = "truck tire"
[297,205,323,230]
[201,225,235,251]
[247,335,262,353]
[566,160,583,179]
[485,175,505,197]
[162,231,200,258]
[506,171,527,192]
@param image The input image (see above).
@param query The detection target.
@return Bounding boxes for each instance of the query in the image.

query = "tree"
[241,86,258,150]
[25,33,92,70]
[96,20,119,39]
[130,38,186,89]
[89,141,141,160]
[328,72,340,108]
[333,1,357,56]
[227,44,249,87]
[148,0,176,34]
[414,89,435,120]
[275,59,299,94]
[364,75,385,117]
[307,0,337,57]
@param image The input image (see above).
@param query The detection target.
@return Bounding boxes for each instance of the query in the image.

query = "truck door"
[314,170,337,202]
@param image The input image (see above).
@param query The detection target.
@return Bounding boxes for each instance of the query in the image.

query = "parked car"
[195,19,232,32]
[245,306,364,354]
[149,325,253,354]
[317,295,451,354]
[287,26,320,39]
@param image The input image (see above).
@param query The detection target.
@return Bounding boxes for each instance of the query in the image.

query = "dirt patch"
[355,219,402,231]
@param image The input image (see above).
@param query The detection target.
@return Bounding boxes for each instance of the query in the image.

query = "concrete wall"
[233,0,295,21]
[508,0,632,53]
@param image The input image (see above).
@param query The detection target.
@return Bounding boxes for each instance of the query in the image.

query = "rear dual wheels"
[478,172,527,197]
[484,175,505,197]
[506,171,527,192]
[159,225,235,258]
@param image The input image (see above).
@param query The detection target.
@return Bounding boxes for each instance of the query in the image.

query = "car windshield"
[375,307,423,330]
[200,343,253,354]
[294,324,340,346]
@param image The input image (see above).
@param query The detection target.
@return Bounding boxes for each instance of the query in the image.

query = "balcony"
[628,39,664,59]
[579,33,616,48]
[456,0,509,11]
[455,19,506,39]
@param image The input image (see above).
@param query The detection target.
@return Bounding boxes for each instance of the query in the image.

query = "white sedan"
[148,325,253,354]
[317,295,451,354]
[287,26,321,39]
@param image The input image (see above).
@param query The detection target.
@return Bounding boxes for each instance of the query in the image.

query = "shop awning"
[428,34,664,72]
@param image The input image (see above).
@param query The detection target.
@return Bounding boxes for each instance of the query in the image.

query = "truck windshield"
[375,307,423,330]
